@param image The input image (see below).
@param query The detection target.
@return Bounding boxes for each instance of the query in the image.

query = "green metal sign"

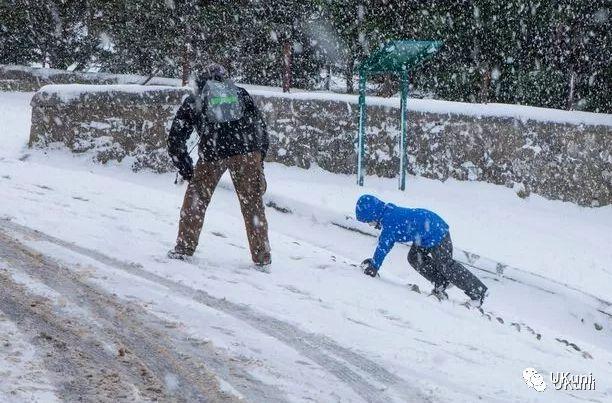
[356,40,442,190]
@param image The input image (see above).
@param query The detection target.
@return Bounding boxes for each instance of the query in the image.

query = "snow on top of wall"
[18,62,610,127]
[406,98,612,127]
[38,84,183,102]
[246,86,612,127]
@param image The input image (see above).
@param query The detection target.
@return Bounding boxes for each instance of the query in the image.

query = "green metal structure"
[357,40,442,190]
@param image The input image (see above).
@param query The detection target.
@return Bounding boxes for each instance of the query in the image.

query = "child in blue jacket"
[355,194,487,306]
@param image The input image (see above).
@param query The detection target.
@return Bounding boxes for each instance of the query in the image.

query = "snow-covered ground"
[1,91,611,402]
[0,312,58,402]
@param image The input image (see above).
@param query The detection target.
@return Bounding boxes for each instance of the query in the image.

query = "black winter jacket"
[167,87,269,167]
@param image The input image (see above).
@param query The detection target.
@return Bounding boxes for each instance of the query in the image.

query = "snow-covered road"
[1,91,611,402]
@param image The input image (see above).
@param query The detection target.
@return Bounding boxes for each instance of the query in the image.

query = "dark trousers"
[407,234,487,300]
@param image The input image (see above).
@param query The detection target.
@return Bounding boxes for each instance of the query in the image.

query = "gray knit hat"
[194,62,227,89]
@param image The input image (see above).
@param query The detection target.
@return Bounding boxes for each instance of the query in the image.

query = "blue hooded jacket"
[355,195,450,270]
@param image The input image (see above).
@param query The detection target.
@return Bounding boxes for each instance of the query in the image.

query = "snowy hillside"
[1,91,611,402]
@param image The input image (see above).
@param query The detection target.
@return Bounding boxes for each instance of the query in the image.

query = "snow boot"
[252,262,271,273]
[430,285,449,301]
[463,291,487,310]
[167,249,192,261]
[465,296,483,309]
[408,283,421,293]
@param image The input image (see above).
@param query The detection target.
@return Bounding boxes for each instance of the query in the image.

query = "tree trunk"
[480,65,491,103]
[346,56,355,94]
[181,43,190,86]
[325,64,331,91]
[567,69,576,110]
[376,75,398,97]
[181,24,192,86]
[282,40,292,93]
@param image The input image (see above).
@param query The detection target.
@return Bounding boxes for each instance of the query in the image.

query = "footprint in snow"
[280,284,310,296]
[211,326,235,337]
[26,189,45,196]
[113,207,131,213]
[140,229,160,236]
[346,317,376,329]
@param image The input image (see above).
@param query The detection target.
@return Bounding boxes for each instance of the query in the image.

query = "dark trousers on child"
[407,233,487,300]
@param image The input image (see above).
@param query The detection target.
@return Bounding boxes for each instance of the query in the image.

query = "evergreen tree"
[1,0,99,69]
[0,0,609,111]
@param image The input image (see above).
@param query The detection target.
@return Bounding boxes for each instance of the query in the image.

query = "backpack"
[200,79,244,123]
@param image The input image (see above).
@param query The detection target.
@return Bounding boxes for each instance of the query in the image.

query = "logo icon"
[523,368,547,392]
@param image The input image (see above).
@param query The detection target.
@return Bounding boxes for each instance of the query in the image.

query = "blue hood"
[355,195,387,223]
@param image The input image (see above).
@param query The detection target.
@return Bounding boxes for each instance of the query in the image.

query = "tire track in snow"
[0,274,160,402]
[0,218,429,403]
[0,229,284,402]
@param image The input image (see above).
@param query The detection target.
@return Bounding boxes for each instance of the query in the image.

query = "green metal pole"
[357,72,367,186]
[399,70,409,191]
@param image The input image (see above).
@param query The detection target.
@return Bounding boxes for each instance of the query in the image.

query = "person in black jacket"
[167,63,271,267]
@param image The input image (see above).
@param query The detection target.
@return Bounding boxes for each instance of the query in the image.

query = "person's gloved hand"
[361,258,378,277]
[177,155,194,181]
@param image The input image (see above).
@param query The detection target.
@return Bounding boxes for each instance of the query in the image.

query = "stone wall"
[29,85,189,172]
[28,84,612,207]
[258,94,612,206]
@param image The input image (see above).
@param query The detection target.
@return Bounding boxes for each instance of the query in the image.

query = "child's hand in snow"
[361,259,378,277]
